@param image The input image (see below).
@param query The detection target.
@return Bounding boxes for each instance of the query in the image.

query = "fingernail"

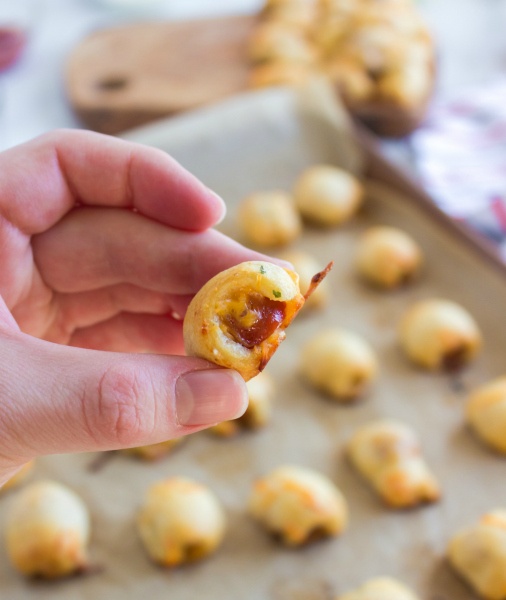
[208,189,227,225]
[175,369,247,426]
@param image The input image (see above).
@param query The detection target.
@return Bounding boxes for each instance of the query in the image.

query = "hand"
[0,130,273,485]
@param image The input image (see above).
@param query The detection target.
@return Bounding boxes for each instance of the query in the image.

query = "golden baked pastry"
[137,477,225,567]
[249,60,316,88]
[338,577,421,600]
[278,250,329,309]
[184,260,331,381]
[210,371,274,437]
[249,464,348,546]
[448,510,506,600]
[355,225,422,288]
[248,21,319,65]
[122,438,183,461]
[6,480,90,578]
[466,377,506,454]
[252,0,434,133]
[0,461,34,494]
[293,164,363,226]
[347,419,440,508]
[399,299,482,371]
[237,191,302,248]
[300,328,378,401]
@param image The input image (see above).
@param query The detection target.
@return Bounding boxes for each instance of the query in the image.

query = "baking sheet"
[1,81,505,600]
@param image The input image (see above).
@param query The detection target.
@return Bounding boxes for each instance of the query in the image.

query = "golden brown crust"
[448,510,506,600]
[466,377,506,454]
[248,465,348,546]
[347,419,440,508]
[184,261,314,380]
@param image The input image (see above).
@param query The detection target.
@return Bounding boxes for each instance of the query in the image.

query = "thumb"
[0,330,247,472]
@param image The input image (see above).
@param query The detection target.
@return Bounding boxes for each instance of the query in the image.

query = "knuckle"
[85,365,155,447]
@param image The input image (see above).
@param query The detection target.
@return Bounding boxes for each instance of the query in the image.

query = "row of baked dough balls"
[4,446,505,599]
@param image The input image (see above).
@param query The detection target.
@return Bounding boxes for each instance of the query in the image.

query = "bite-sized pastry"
[137,477,225,567]
[249,60,315,88]
[122,438,183,461]
[466,377,506,454]
[184,260,331,381]
[300,328,378,401]
[248,464,348,546]
[278,250,329,309]
[262,0,319,30]
[325,57,375,103]
[399,299,482,371]
[293,165,364,226]
[6,480,90,578]
[210,371,274,437]
[347,419,440,508]
[448,510,506,600]
[248,21,319,65]
[237,191,302,248]
[338,577,421,600]
[355,225,422,289]
[0,461,34,494]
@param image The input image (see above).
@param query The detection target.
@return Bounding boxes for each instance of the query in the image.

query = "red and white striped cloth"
[411,79,506,258]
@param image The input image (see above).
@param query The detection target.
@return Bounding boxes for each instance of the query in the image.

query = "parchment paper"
[1,81,505,600]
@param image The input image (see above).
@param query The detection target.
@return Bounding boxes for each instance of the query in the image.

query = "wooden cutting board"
[66,14,429,137]
[66,15,257,135]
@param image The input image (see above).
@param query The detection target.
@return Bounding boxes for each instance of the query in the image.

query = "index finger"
[0,129,225,235]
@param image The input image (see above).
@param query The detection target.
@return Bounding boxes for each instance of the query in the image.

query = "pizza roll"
[1,461,34,494]
[210,371,274,437]
[466,377,506,454]
[278,250,329,309]
[184,261,330,381]
[237,191,302,248]
[399,299,482,371]
[248,465,348,546]
[347,419,440,508]
[293,165,364,227]
[249,60,314,88]
[355,225,422,288]
[248,21,318,65]
[338,577,421,600]
[300,328,378,401]
[137,477,226,567]
[448,510,506,600]
[122,438,183,461]
[6,481,90,578]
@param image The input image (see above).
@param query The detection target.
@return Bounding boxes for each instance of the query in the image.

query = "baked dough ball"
[249,61,315,88]
[293,165,364,226]
[237,191,302,248]
[210,371,274,437]
[6,481,90,578]
[399,299,482,371]
[278,250,329,309]
[466,377,506,454]
[248,465,348,546]
[184,261,321,381]
[248,22,318,64]
[338,577,421,600]
[300,328,378,401]
[137,477,226,567]
[122,438,183,461]
[355,225,422,288]
[1,461,34,494]
[347,419,440,508]
[448,510,506,600]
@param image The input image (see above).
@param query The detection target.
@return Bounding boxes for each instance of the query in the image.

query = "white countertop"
[0,0,505,153]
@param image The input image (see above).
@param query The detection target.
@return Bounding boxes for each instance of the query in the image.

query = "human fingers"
[0,330,248,485]
[0,129,225,235]
[68,313,184,354]
[33,208,282,295]
[43,284,179,343]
